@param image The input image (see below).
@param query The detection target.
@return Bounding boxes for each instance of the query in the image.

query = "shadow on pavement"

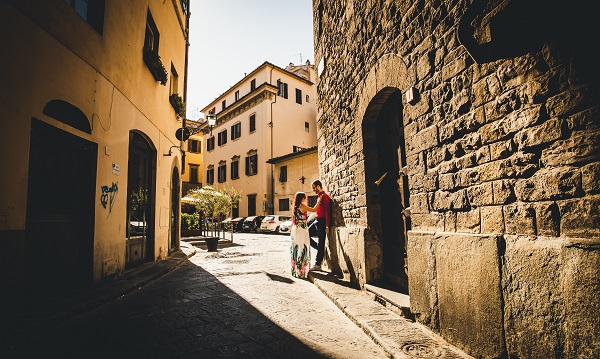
[5,257,330,359]
[265,272,295,284]
[308,270,361,290]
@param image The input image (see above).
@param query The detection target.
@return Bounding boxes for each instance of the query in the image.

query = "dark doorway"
[170,167,180,254]
[363,88,410,294]
[126,131,156,269]
[247,195,257,216]
[25,119,97,296]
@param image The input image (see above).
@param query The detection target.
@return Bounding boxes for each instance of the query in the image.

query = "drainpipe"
[181,4,191,175]
[269,65,277,215]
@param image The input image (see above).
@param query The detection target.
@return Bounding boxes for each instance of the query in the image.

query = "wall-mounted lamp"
[163,145,180,156]
[206,113,217,136]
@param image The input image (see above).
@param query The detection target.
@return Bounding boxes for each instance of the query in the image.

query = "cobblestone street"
[7,233,388,358]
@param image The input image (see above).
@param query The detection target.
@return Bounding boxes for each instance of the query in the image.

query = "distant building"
[0,0,190,295]
[200,61,316,217]
[267,146,319,215]
[182,121,203,196]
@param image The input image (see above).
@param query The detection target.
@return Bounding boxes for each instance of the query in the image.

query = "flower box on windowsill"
[143,47,168,85]
[169,93,186,118]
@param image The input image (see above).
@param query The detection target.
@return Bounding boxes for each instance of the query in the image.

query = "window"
[218,163,227,183]
[277,80,288,99]
[64,0,105,34]
[235,90,240,101]
[296,88,302,104]
[231,159,239,179]
[308,195,318,207]
[279,166,287,182]
[144,10,159,52]
[180,0,189,14]
[279,198,290,211]
[189,164,199,183]
[218,130,228,146]
[188,139,201,153]
[306,94,310,103]
[245,153,258,176]
[231,122,241,140]
[207,136,215,151]
[222,100,226,111]
[206,168,214,185]
[249,114,256,133]
[250,79,256,91]
[305,122,310,133]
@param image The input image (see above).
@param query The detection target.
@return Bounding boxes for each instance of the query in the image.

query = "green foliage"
[130,188,148,211]
[169,93,186,118]
[187,185,242,219]
[181,212,200,230]
[143,47,168,85]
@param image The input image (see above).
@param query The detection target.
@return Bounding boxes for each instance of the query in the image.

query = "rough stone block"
[480,105,543,145]
[559,195,600,238]
[410,192,429,214]
[492,179,516,205]
[435,233,504,358]
[502,235,565,358]
[581,161,600,195]
[411,212,444,232]
[546,85,595,118]
[534,201,560,237]
[467,182,494,207]
[406,231,438,329]
[541,130,600,166]
[481,206,505,234]
[504,202,536,235]
[444,211,457,232]
[562,242,600,358]
[514,118,565,150]
[408,172,437,192]
[432,189,468,211]
[438,172,455,191]
[406,124,438,155]
[456,208,481,234]
[514,166,582,202]
[489,139,517,161]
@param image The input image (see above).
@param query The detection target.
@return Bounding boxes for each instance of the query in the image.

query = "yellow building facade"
[200,61,317,217]
[267,147,320,215]
[0,0,189,295]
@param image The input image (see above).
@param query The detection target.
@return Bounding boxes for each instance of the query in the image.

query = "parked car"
[221,217,233,230]
[231,217,246,232]
[278,213,316,235]
[242,215,265,232]
[260,215,292,234]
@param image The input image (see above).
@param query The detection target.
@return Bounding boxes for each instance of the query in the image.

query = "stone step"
[365,283,413,319]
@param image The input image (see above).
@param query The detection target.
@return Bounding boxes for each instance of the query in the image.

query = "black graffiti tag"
[101,182,118,213]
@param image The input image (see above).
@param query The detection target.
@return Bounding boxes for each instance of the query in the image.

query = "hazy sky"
[186,0,315,120]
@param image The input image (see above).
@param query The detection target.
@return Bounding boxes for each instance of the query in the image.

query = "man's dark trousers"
[309,217,326,265]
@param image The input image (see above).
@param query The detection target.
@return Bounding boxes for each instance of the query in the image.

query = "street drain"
[374,295,386,306]
[401,343,441,357]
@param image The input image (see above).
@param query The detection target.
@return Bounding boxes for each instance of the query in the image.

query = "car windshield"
[263,216,274,221]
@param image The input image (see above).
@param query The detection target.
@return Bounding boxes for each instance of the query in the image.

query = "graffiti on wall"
[101,182,118,214]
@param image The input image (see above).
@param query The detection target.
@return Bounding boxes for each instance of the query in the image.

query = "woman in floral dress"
[290,192,320,278]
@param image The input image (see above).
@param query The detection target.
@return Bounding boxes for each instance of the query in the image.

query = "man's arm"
[323,194,332,229]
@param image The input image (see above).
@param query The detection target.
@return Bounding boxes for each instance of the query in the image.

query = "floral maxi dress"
[290,208,310,278]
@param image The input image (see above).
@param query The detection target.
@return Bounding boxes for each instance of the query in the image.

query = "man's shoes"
[311,264,322,271]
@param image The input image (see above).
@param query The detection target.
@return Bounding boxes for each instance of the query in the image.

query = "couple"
[290,180,331,278]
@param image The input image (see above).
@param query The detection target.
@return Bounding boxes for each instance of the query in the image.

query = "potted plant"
[143,47,168,85]
[169,93,186,118]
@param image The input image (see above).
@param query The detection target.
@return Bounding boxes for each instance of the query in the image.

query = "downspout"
[269,65,277,215]
[181,4,191,175]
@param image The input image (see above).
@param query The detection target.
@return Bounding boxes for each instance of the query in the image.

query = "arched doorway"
[125,131,156,268]
[362,88,410,294]
[170,167,180,254]
[25,119,96,296]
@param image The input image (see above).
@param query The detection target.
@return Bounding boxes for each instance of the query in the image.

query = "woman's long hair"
[292,192,306,224]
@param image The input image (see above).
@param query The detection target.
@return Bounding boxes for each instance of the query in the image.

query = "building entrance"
[25,119,97,295]
[362,88,410,294]
[126,131,156,268]
[170,167,180,254]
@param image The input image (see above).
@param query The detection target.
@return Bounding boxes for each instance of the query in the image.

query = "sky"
[186,0,315,121]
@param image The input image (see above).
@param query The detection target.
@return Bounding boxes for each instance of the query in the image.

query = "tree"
[187,185,242,220]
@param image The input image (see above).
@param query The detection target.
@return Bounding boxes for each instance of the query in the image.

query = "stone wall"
[313,0,599,357]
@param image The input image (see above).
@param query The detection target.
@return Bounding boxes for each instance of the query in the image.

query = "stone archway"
[353,53,412,288]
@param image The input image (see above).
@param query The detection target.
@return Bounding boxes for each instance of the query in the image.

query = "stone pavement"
[3,235,473,358]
